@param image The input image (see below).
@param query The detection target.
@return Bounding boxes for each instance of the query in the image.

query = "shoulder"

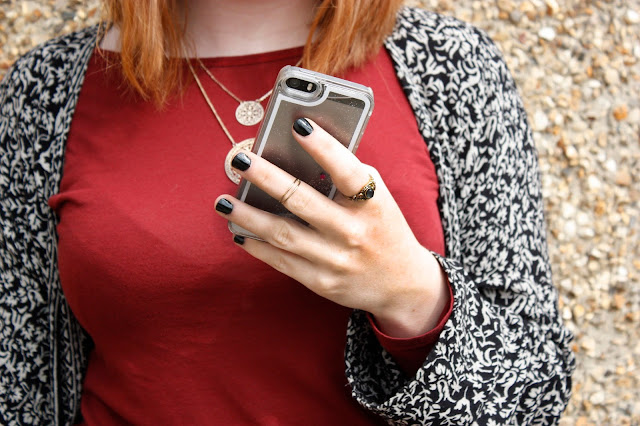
[1,25,99,163]
[7,24,99,72]
[387,6,510,89]
[1,25,99,113]
[390,7,503,60]
[387,7,517,115]
[1,25,99,196]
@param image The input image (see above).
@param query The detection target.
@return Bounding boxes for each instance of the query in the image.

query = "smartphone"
[230,66,374,239]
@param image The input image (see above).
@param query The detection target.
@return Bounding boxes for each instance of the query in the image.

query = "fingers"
[291,118,375,200]
[230,151,346,232]
[214,194,342,266]
[230,232,318,285]
[229,236,344,302]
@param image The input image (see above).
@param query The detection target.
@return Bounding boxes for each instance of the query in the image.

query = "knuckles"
[284,186,312,213]
[329,249,353,275]
[339,218,369,250]
[313,273,341,297]
[271,253,289,274]
[270,221,294,248]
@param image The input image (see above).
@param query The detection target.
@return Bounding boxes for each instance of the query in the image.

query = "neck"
[185,0,317,57]
[100,0,318,57]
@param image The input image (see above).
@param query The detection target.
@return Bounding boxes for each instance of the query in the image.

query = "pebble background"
[1,0,638,424]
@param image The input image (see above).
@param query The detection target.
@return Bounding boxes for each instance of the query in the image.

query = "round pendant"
[235,101,264,126]
[225,138,255,184]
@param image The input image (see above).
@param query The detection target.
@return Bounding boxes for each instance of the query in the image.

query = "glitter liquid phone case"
[230,66,374,239]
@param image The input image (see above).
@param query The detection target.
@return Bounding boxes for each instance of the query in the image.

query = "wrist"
[371,248,450,338]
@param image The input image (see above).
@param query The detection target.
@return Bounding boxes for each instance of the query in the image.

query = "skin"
[182,0,318,57]
[103,0,451,339]
[215,120,450,338]
[100,0,317,56]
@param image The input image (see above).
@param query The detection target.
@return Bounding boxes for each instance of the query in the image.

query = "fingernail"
[232,152,251,171]
[215,198,233,214]
[293,118,313,136]
[233,235,245,245]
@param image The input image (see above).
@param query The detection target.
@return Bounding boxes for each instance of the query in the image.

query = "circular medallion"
[235,101,264,126]
[225,138,255,184]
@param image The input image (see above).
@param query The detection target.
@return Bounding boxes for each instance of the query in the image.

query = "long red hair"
[99,0,403,106]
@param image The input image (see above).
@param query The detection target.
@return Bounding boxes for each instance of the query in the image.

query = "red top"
[48,45,451,425]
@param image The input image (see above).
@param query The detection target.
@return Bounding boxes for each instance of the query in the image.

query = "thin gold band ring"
[280,178,302,205]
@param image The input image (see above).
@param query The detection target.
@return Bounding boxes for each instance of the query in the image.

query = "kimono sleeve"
[345,10,576,425]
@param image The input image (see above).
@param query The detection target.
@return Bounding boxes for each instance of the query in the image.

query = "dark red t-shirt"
[48,46,450,425]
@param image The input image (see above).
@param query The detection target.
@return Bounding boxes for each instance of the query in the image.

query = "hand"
[214,118,449,338]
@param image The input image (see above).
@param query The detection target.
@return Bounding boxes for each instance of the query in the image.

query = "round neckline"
[198,46,303,67]
[96,46,304,68]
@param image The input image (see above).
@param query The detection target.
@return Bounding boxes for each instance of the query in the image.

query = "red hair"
[99,0,403,106]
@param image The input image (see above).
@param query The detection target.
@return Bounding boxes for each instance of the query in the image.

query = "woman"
[0,0,575,424]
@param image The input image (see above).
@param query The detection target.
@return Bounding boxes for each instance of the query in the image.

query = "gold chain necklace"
[186,55,302,184]
[186,58,253,184]
[196,57,272,127]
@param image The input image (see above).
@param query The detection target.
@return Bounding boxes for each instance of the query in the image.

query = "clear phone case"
[230,66,374,239]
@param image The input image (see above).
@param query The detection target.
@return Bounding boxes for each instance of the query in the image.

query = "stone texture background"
[1,0,638,424]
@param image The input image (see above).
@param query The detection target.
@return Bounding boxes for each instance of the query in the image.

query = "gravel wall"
[1,0,638,424]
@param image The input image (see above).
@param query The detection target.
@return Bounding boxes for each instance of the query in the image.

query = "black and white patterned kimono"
[0,7,575,425]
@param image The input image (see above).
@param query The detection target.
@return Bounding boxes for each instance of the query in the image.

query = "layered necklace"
[196,57,272,127]
[186,56,301,184]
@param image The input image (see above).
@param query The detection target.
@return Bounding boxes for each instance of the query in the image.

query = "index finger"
[292,118,372,198]
[232,150,346,232]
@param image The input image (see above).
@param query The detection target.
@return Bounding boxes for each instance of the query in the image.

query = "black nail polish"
[233,235,245,245]
[293,118,313,136]
[215,198,233,214]
[232,152,251,171]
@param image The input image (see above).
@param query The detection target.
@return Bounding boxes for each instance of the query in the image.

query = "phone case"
[230,66,374,239]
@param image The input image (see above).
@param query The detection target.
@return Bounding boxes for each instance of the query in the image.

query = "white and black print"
[0,7,575,425]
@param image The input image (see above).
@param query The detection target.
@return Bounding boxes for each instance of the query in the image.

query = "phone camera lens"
[284,77,319,96]
[287,78,301,89]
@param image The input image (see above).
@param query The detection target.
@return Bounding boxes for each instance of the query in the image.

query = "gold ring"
[280,178,301,204]
[349,175,376,201]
